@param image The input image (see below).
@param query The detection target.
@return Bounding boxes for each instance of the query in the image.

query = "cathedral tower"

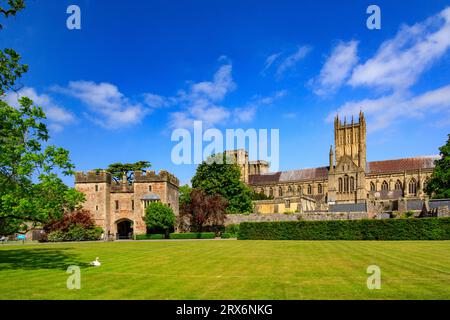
[328,111,367,204]
[334,111,366,169]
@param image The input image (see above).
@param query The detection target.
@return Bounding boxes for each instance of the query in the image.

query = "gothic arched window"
[288,186,293,195]
[395,180,402,190]
[279,187,283,197]
[370,182,376,192]
[338,178,343,193]
[344,175,349,193]
[409,179,417,195]
[350,177,355,192]
[381,181,389,191]
[318,184,323,194]
[307,185,312,195]
[269,188,273,197]
[298,186,302,195]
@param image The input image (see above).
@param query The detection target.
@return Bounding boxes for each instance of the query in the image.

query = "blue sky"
[1,0,450,186]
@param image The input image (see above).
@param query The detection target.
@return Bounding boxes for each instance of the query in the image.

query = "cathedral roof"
[248,156,438,185]
[366,156,438,174]
[248,166,329,184]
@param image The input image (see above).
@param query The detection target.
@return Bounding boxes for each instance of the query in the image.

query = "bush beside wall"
[47,226,103,242]
[135,234,165,240]
[238,218,450,240]
[220,233,236,239]
[169,232,216,239]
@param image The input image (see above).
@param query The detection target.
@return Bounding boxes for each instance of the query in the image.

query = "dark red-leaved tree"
[180,189,228,233]
[44,209,95,233]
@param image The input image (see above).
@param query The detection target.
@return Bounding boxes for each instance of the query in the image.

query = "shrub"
[47,230,66,242]
[44,209,102,242]
[66,225,86,241]
[44,210,96,233]
[84,226,103,240]
[225,224,239,235]
[169,232,216,239]
[220,233,236,239]
[145,202,175,238]
[238,218,450,240]
[135,234,165,240]
[47,225,102,242]
[223,224,239,238]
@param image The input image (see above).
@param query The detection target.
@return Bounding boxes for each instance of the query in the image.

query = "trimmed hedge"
[220,233,236,239]
[238,218,450,240]
[135,234,165,240]
[169,232,216,239]
[225,224,239,235]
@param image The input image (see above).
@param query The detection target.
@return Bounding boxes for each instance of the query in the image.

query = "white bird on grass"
[90,257,101,267]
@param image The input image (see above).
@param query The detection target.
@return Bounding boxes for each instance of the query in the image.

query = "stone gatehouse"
[75,170,179,238]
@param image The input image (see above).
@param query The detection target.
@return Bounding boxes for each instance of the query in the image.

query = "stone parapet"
[134,170,179,186]
[75,170,112,183]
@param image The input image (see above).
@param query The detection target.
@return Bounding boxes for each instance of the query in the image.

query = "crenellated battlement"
[75,170,112,183]
[134,170,179,186]
[75,169,179,187]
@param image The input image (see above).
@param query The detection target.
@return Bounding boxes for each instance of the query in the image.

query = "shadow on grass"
[0,248,90,271]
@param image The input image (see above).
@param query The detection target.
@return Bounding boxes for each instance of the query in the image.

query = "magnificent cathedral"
[232,112,437,214]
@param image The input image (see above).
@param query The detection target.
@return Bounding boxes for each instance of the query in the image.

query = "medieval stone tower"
[328,111,367,204]
[75,170,179,238]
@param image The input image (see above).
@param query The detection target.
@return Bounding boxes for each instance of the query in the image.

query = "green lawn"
[1,240,450,299]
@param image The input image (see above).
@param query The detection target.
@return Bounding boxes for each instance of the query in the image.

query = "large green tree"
[425,134,450,199]
[179,184,192,207]
[0,1,84,234]
[144,202,175,238]
[105,161,151,183]
[191,153,253,214]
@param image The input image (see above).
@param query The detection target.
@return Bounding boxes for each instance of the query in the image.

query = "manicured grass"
[1,240,450,299]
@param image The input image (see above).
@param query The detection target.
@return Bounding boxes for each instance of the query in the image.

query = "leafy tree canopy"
[144,202,175,238]
[0,1,84,234]
[180,188,227,233]
[0,0,25,29]
[251,191,273,200]
[179,184,192,207]
[425,134,450,199]
[0,99,85,233]
[191,153,253,214]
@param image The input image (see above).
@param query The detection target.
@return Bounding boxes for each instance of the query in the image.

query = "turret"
[329,145,334,172]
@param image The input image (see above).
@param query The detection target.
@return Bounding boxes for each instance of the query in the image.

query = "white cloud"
[349,7,450,90]
[282,112,298,119]
[232,90,288,124]
[166,62,288,129]
[168,64,236,129]
[327,85,450,132]
[311,40,359,96]
[143,93,174,108]
[53,81,148,129]
[189,64,236,102]
[261,52,282,74]
[3,87,75,131]
[276,46,311,77]
[233,105,257,123]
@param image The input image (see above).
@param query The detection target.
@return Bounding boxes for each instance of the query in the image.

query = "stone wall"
[224,212,369,225]
[253,196,316,214]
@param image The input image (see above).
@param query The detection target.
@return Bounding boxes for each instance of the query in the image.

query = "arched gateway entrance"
[116,219,133,239]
